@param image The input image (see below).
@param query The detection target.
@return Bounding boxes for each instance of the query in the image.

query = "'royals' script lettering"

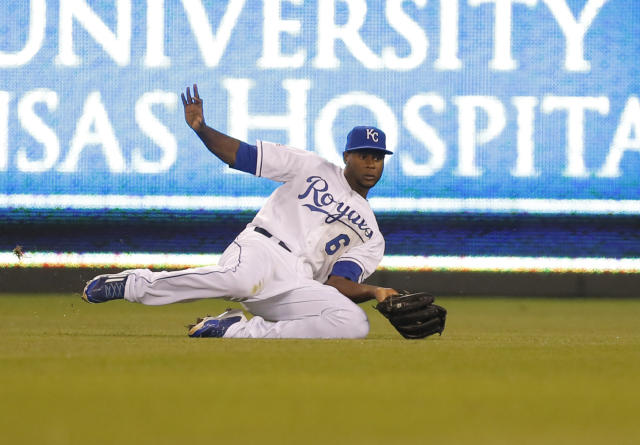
[297,175,373,240]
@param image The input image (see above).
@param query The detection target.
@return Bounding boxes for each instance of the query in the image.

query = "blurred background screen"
[1,0,639,271]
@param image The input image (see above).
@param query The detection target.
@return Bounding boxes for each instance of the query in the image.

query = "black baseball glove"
[374,292,447,339]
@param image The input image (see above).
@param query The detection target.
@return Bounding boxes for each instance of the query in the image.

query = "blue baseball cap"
[344,126,393,155]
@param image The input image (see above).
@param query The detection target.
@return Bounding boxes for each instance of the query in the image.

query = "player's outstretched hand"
[181,84,205,132]
[374,287,399,303]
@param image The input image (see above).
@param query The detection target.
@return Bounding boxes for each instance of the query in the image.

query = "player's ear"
[343,151,348,164]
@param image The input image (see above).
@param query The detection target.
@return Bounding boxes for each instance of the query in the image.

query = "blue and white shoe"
[82,274,129,303]
[188,309,247,338]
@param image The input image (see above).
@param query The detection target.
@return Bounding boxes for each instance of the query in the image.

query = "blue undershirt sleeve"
[231,142,258,174]
[330,261,363,283]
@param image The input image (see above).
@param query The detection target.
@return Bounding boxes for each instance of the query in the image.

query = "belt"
[254,227,292,253]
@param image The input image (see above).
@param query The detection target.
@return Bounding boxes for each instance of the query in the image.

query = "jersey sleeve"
[230,142,258,174]
[330,235,385,283]
[255,140,324,182]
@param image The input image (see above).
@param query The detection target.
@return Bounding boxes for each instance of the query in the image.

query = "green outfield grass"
[1,293,639,445]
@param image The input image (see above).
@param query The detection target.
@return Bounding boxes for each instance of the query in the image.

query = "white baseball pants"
[121,228,369,339]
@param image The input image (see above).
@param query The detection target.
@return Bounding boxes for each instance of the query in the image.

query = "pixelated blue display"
[1,0,639,210]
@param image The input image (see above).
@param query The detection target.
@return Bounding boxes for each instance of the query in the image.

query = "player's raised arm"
[181,84,240,166]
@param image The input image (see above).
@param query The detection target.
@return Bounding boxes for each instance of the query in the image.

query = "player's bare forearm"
[181,84,239,166]
[325,275,397,303]
[194,125,240,166]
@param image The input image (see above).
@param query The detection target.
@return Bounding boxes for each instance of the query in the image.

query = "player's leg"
[84,232,274,305]
[223,283,370,339]
[124,238,274,305]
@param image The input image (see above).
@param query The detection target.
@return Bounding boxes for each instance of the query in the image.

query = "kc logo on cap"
[344,126,393,155]
[366,128,379,142]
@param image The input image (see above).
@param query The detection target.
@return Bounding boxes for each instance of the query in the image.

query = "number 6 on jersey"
[325,234,350,255]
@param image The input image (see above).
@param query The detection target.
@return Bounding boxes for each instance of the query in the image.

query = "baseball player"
[82,84,398,339]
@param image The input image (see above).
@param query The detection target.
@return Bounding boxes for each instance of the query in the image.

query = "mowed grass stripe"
[1,294,639,445]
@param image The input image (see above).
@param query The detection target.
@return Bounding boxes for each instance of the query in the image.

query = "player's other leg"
[222,283,370,339]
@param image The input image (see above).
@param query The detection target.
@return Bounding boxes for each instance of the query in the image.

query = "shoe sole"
[81,278,96,303]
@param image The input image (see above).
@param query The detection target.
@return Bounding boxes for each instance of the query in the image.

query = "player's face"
[343,149,385,197]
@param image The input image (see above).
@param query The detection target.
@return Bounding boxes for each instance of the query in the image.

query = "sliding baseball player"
[82,84,398,338]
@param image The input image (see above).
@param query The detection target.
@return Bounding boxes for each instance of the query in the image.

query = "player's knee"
[225,268,263,298]
[348,314,370,339]
[327,306,369,339]
[227,280,255,298]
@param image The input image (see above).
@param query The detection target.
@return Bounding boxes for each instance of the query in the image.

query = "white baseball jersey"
[234,140,385,284]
